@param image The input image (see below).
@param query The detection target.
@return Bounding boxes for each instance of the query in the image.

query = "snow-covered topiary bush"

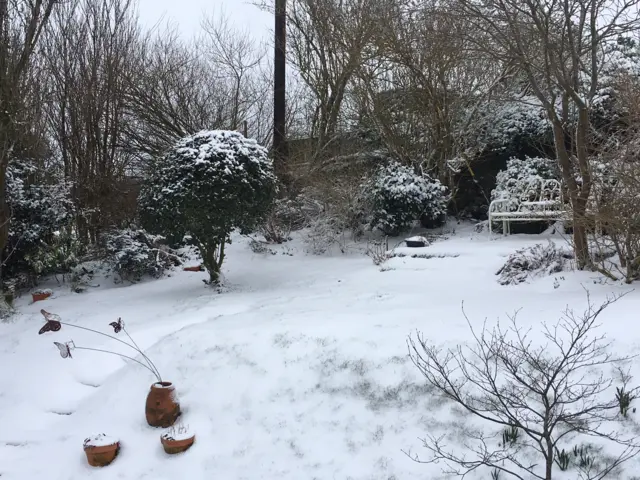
[101,229,183,283]
[368,161,448,236]
[492,156,560,210]
[4,160,75,280]
[138,130,277,284]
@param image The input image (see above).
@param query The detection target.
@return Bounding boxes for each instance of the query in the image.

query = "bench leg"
[489,216,492,235]
[503,220,508,235]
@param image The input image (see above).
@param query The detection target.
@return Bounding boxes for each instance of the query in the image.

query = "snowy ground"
[2,223,640,479]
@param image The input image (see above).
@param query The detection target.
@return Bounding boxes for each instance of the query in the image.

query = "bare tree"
[246,55,308,149]
[354,0,505,183]
[44,0,140,242]
[122,25,232,164]
[125,14,272,169]
[0,0,60,276]
[589,70,640,283]
[284,0,387,163]
[408,294,640,479]
[200,10,265,132]
[450,0,640,269]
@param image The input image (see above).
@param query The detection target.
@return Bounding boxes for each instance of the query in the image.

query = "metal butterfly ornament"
[38,309,62,335]
[53,341,75,359]
[109,318,124,333]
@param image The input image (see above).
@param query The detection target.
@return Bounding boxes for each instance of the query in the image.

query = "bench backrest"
[518,178,563,204]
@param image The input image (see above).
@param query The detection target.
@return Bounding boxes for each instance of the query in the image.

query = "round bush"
[368,161,448,236]
[138,130,277,283]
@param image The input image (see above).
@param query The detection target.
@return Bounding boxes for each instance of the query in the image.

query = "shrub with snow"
[4,160,75,280]
[258,194,323,244]
[138,130,277,284]
[592,38,640,126]
[496,242,574,285]
[101,229,182,283]
[303,216,341,255]
[302,180,371,241]
[273,194,324,231]
[492,156,560,209]
[24,231,82,278]
[368,161,448,236]
[471,96,551,152]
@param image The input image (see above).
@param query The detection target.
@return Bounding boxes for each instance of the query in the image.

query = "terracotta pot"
[183,265,203,272]
[145,381,181,427]
[32,292,52,302]
[83,439,119,467]
[161,433,195,454]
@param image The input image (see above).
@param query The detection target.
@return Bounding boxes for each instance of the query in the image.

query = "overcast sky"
[137,0,271,41]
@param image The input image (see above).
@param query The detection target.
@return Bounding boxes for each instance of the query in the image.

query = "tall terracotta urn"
[145,381,181,427]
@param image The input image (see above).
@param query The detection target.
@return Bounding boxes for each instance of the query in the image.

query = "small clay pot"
[145,381,181,428]
[183,265,203,272]
[161,433,195,454]
[32,291,52,302]
[83,437,119,467]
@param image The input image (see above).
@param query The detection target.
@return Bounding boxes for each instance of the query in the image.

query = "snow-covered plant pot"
[146,381,181,428]
[83,434,120,467]
[405,236,429,248]
[160,424,195,454]
[31,288,52,303]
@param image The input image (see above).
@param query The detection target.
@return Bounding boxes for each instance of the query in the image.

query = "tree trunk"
[0,163,8,286]
[201,240,225,285]
[550,116,590,269]
[572,196,590,270]
[546,445,553,480]
[573,107,593,270]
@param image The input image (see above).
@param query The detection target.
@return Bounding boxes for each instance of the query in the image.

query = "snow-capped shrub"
[138,130,277,284]
[492,157,560,210]
[101,229,182,283]
[496,242,573,285]
[4,160,75,280]
[368,161,448,236]
[303,216,342,255]
[258,194,323,244]
[470,96,552,152]
[592,38,640,123]
[302,179,372,240]
[273,194,324,231]
[24,232,82,277]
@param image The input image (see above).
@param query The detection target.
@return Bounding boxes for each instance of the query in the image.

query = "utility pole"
[273,0,288,184]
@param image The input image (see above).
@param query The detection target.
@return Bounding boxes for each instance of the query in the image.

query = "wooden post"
[273,0,288,183]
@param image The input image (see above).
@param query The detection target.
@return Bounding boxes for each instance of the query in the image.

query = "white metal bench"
[488,179,568,235]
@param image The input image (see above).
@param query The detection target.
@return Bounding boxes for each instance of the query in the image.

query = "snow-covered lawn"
[2,224,640,479]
